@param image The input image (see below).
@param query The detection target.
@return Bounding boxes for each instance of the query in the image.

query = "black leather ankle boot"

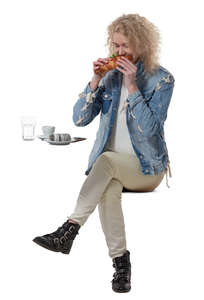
[111,250,131,293]
[33,220,80,254]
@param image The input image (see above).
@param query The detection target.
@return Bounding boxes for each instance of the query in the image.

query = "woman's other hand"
[116,56,139,94]
[93,58,109,79]
[89,58,109,91]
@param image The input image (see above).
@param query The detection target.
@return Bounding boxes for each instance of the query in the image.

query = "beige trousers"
[68,151,165,259]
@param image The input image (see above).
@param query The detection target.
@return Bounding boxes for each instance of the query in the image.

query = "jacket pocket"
[101,92,112,114]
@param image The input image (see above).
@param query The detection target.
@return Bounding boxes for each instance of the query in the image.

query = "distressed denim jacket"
[73,60,175,188]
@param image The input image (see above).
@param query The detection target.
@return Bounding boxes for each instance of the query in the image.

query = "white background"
[1,0,204,299]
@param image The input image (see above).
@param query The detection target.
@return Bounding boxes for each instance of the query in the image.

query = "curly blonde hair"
[105,13,161,74]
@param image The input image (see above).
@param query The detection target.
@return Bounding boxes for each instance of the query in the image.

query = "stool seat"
[122,187,153,193]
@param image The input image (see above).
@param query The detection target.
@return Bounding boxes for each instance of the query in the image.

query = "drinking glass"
[21,116,36,140]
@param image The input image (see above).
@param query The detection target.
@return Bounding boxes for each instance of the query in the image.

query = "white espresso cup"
[42,126,55,138]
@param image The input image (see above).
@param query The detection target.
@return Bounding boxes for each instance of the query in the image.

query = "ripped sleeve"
[127,74,175,137]
[73,78,105,127]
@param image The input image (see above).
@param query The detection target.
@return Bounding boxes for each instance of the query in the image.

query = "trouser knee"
[92,152,115,176]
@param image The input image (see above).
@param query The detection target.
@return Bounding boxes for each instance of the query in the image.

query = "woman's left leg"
[97,151,165,259]
[67,152,117,226]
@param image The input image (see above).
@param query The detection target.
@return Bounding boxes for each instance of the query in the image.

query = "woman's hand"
[93,58,109,79]
[116,56,139,94]
[89,58,109,91]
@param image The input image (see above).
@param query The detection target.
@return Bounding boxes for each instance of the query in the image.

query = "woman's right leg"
[98,178,127,259]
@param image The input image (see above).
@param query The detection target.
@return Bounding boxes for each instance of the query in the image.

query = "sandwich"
[95,53,133,75]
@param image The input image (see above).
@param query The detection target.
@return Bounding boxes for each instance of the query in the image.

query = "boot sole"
[33,238,70,254]
[112,286,131,293]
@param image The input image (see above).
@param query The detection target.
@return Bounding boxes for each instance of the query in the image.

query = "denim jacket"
[73,60,175,188]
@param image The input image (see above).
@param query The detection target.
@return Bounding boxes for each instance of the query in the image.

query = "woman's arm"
[72,77,105,127]
[127,74,175,137]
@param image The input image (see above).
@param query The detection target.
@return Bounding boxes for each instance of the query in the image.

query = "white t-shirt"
[104,79,136,155]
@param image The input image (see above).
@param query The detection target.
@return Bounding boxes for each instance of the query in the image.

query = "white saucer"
[37,135,48,140]
[45,139,71,145]
[39,136,86,145]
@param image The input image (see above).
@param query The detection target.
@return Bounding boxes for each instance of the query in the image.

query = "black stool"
[122,187,152,193]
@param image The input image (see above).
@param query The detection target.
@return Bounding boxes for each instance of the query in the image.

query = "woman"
[33,13,175,293]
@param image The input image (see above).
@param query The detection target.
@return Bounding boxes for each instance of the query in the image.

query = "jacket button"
[104,94,108,98]
[140,155,143,159]
[145,169,149,173]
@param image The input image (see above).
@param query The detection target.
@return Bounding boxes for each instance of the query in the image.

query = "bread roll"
[95,54,133,75]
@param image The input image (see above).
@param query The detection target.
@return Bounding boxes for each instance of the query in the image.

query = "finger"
[119,57,136,71]
[98,58,109,63]
[116,65,126,75]
[94,61,106,66]
[117,61,135,73]
[116,60,131,71]
[118,63,135,73]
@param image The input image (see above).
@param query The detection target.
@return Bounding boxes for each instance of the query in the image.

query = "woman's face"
[112,32,138,63]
